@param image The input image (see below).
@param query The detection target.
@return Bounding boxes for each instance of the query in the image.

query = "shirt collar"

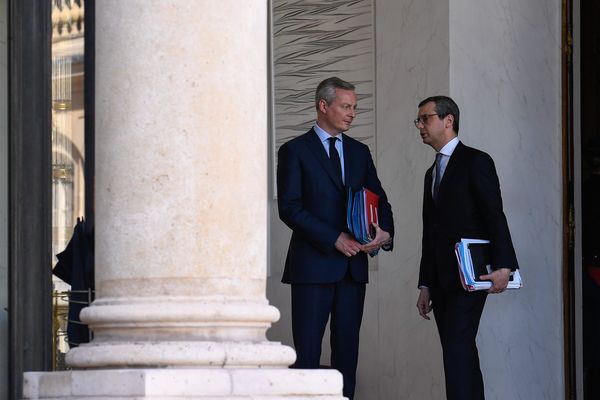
[439,136,459,157]
[314,122,343,143]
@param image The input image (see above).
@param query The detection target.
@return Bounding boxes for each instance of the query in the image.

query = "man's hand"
[361,223,391,253]
[334,232,364,257]
[479,268,511,294]
[416,287,432,320]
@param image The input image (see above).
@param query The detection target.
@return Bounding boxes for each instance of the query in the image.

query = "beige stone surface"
[94,0,269,297]
[71,0,279,367]
[67,341,296,369]
[78,299,279,341]
[23,369,345,399]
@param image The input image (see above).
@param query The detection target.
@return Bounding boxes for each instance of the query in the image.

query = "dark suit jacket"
[277,128,394,284]
[419,141,518,291]
[52,218,95,346]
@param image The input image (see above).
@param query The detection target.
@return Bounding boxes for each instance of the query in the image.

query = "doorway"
[8,1,94,398]
[579,1,600,398]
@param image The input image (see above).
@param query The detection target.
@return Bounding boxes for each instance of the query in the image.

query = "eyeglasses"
[413,113,439,127]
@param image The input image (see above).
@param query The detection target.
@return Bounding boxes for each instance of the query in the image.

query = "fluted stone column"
[23,1,344,398]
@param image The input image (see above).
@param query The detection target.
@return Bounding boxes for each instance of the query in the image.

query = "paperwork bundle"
[454,238,522,291]
[347,187,380,256]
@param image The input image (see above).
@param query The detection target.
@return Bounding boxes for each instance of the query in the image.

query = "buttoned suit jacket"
[418,141,518,291]
[277,128,394,284]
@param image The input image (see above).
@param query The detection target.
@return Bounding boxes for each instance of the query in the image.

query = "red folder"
[362,188,379,240]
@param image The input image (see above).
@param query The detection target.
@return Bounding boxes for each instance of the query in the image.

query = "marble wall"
[267,0,564,398]
[449,0,564,398]
[373,0,450,398]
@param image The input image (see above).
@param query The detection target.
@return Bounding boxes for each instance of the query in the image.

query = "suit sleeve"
[364,150,394,242]
[277,143,341,253]
[470,153,518,270]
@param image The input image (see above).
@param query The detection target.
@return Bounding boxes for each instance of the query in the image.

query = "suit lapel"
[342,133,356,191]
[304,129,344,191]
[425,164,434,205]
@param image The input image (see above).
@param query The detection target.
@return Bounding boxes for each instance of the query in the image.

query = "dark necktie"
[433,152,443,201]
[328,137,342,182]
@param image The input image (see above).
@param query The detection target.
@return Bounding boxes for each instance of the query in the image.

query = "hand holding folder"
[454,238,523,292]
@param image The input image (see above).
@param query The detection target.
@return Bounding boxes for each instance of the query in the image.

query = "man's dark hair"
[315,77,355,111]
[418,95,460,134]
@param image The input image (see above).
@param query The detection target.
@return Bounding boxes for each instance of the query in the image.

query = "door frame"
[562,0,584,399]
[8,1,53,398]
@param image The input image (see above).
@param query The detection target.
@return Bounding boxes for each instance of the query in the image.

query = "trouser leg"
[291,283,335,368]
[433,289,487,400]
[330,273,366,400]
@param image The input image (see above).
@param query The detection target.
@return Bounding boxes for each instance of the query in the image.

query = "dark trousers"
[291,272,366,400]
[432,289,487,400]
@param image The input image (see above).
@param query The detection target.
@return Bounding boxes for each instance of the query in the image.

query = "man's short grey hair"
[315,77,355,111]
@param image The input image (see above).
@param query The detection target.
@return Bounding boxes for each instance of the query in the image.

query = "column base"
[23,368,347,399]
[67,341,297,368]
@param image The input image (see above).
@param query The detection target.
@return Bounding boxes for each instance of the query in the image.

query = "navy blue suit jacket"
[277,128,394,284]
[419,141,518,291]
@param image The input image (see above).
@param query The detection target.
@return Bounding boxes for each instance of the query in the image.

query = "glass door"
[50,0,90,370]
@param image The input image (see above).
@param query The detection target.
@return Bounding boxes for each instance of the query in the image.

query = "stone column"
[23,1,344,398]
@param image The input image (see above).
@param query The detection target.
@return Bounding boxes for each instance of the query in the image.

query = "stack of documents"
[347,187,380,256]
[454,238,523,291]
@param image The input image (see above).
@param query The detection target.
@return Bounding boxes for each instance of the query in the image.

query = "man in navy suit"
[415,96,519,399]
[277,77,394,399]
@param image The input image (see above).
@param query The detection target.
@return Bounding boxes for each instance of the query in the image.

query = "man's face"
[319,88,357,134]
[415,101,448,151]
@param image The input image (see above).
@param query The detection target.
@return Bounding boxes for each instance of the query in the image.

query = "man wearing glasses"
[414,96,518,399]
